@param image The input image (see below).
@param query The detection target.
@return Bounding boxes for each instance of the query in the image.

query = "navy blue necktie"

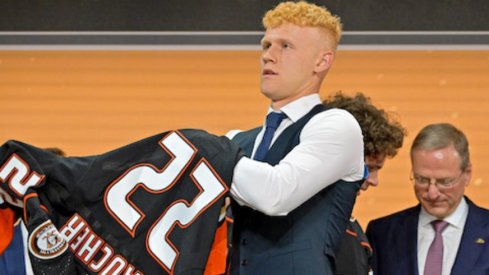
[254,112,287,161]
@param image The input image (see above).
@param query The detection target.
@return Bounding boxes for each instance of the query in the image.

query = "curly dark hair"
[323,92,407,158]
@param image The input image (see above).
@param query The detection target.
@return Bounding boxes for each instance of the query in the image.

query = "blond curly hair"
[262,1,342,44]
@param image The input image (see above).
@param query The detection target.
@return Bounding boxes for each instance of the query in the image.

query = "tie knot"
[431,220,449,233]
[266,112,286,130]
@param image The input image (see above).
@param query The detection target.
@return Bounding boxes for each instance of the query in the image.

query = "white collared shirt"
[417,198,469,275]
[228,94,365,216]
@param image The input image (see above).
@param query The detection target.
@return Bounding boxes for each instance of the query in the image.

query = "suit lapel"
[395,206,421,275]
[408,207,421,275]
[451,199,488,274]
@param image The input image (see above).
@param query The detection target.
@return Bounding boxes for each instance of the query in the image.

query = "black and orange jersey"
[335,217,373,275]
[0,129,242,274]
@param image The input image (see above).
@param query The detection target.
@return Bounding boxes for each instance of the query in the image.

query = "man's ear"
[464,162,472,187]
[314,51,334,73]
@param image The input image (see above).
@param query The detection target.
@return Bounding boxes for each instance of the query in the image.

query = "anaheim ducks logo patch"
[28,220,68,259]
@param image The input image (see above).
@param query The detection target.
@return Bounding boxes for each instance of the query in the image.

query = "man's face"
[412,145,470,219]
[360,153,386,192]
[259,23,332,108]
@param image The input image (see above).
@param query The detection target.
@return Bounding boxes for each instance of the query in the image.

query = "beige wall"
[1,50,488,228]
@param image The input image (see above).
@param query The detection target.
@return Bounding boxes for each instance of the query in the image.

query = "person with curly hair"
[323,91,406,275]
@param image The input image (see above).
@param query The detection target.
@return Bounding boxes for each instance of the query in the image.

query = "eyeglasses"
[410,171,465,190]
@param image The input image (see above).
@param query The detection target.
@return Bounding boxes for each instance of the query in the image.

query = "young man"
[227,2,365,274]
[323,92,406,275]
[366,123,489,275]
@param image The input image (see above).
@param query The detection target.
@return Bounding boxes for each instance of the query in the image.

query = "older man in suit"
[366,123,489,275]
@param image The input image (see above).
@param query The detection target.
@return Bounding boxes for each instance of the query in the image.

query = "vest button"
[241,259,248,266]
[241,238,248,245]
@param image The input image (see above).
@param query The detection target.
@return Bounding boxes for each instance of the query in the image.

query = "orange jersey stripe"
[346,229,358,237]
[360,241,372,251]
[0,208,15,254]
[204,221,228,275]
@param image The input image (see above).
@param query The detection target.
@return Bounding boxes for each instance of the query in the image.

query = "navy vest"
[230,104,362,275]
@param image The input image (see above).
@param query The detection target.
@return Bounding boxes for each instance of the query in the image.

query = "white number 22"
[105,131,227,272]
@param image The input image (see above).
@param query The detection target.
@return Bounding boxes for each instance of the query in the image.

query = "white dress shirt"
[417,198,469,275]
[228,94,365,216]
[21,221,34,275]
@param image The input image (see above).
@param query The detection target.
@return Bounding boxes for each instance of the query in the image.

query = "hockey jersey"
[0,129,242,275]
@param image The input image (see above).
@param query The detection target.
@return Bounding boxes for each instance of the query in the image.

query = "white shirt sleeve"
[21,221,34,275]
[230,109,364,216]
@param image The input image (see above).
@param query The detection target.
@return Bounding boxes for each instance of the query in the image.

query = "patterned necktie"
[424,220,449,275]
[253,112,287,161]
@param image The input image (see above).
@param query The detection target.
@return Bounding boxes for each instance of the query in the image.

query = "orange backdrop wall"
[1,50,488,228]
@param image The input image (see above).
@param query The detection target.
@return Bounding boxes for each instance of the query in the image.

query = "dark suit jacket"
[366,197,489,275]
